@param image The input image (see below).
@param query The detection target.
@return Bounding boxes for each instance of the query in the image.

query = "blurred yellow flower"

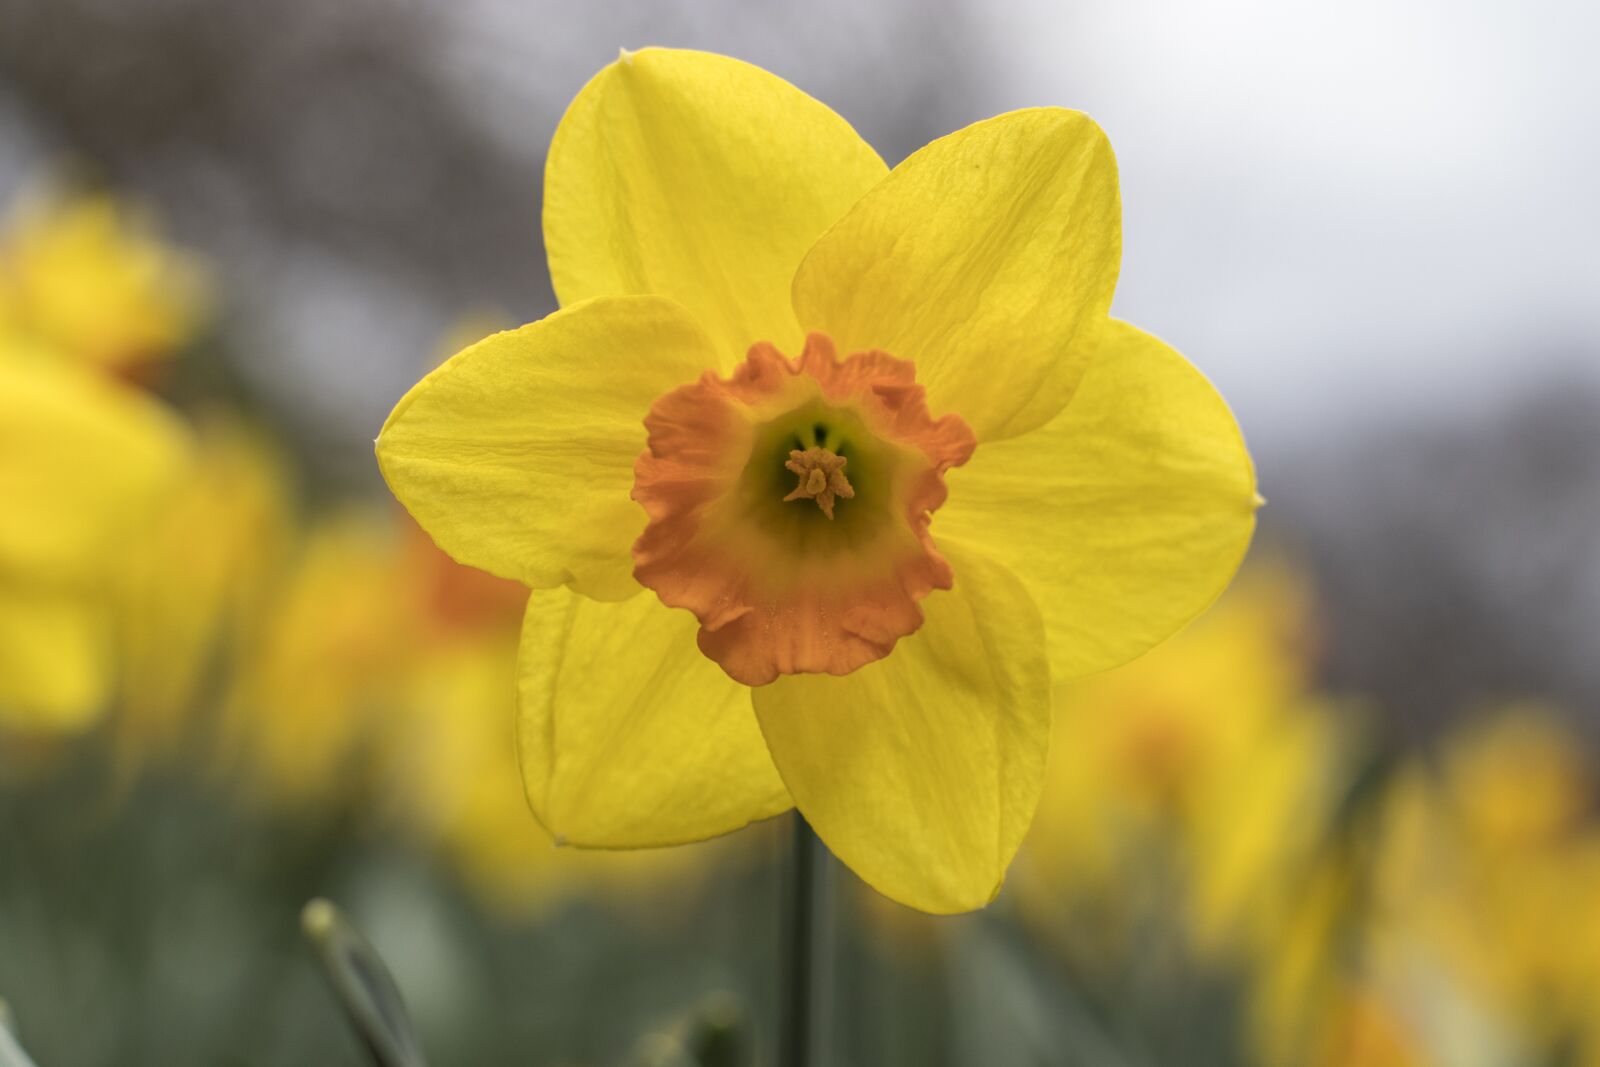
[0,188,208,372]
[0,346,187,734]
[1312,984,1432,1067]
[1014,563,1344,956]
[114,414,295,770]
[1441,706,1589,853]
[1254,844,1368,1067]
[387,635,723,916]
[384,518,722,912]
[1365,708,1600,1062]
[216,499,717,909]
[219,509,413,809]
[376,46,1257,913]
[1250,707,1600,1067]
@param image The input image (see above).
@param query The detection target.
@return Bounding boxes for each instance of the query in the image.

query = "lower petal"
[936,319,1258,681]
[752,545,1051,914]
[517,586,791,846]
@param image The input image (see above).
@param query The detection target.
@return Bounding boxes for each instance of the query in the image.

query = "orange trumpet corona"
[631,333,975,686]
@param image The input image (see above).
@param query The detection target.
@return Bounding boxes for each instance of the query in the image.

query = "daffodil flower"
[0,349,186,731]
[1012,565,1334,956]
[0,189,208,372]
[376,47,1258,912]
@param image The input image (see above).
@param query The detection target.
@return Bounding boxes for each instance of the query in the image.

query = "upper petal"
[375,296,718,601]
[544,47,887,365]
[792,108,1120,442]
[517,586,792,847]
[937,319,1259,681]
[752,545,1051,914]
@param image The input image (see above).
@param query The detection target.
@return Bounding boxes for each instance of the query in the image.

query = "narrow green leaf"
[300,899,428,1067]
[0,999,40,1067]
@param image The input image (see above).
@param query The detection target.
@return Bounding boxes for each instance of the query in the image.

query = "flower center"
[631,333,975,686]
[783,446,854,519]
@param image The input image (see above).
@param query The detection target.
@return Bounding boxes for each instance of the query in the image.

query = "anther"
[783,447,854,519]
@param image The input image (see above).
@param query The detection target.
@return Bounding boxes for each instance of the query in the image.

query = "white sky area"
[972,0,1600,446]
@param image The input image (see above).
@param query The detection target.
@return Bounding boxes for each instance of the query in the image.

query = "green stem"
[779,815,834,1067]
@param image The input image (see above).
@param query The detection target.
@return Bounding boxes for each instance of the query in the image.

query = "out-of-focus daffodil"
[385,517,719,913]
[219,509,414,809]
[1253,844,1369,1067]
[114,414,295,769]
[1440,706,1589,855]
[376,47,1258,913]
[1311,984,1433,1067]
[1253,707,1600,1067]
[219,499,716,910]
[0,188,208,373]
[388,633,721,915]
[1363,709,1600,1063]
[0,183,206,738]
[0,347,188,734]
[1015,565,1344,956]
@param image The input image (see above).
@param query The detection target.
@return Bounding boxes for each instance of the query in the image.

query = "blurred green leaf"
[301,899,428,1067]
[0,999,40,1067]
[625,992,751,1067]
[682,991,747,1067]
[627,1033,699,1067]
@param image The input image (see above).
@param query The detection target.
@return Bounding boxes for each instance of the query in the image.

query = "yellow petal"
[544,47,887,364]
[0,352,187,584]
[752,546,1051,914]
[0,585,112,733]
[937,319,1258,681]
[376,296,717,601]
[793,108,1121,442]
[391,635,721,915]
[517,587,791,846]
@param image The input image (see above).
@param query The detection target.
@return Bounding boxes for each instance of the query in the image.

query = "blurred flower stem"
[781,815,834,1067]
[300,899,428,1067]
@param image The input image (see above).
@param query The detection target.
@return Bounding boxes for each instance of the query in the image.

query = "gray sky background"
[987,0,1600,447]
